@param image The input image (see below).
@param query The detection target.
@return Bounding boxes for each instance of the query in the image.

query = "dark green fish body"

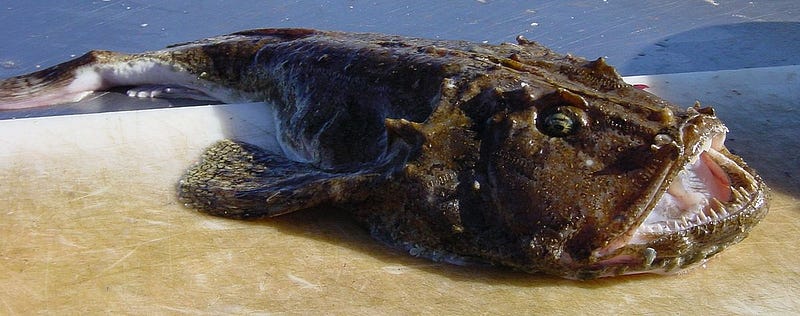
[0,29,769,279]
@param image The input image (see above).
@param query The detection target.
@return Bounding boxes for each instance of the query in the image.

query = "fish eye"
[538,106,584,137]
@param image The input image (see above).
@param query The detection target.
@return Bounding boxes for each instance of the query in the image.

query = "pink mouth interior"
[663,151,732,213]
[633,131,734,238]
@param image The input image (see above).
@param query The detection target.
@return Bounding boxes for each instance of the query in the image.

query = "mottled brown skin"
[171,29,768,279]
[0,29,768,279]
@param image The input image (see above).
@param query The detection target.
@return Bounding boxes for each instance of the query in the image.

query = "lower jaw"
[584,187,768,279]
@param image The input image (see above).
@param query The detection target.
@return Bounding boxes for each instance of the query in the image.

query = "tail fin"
[0,49,227,110]
[0,50,124,109]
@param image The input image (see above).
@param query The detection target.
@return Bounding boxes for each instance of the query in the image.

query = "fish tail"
[0,50,128,110]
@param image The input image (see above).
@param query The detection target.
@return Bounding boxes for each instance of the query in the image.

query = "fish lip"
[587,112,769,276]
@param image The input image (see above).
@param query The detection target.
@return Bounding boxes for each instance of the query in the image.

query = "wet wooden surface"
[0,67,798,314]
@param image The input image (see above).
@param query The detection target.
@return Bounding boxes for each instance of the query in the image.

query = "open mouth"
[631,125,767,243]
[589,119,768,276]
[629,129,760,240]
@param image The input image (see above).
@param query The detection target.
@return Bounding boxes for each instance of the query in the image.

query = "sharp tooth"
[731,187,745,202]
[681,216,690,227]
[698,211,708,222]
[738,186,751,199]
[706,207,719,221]
[710,197,724,209]
[748,181,758,193]
[710,198,727,216]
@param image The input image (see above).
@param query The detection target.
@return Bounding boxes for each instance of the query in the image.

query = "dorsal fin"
[563,57,627,91]
[586,57,623,81]
[231,28,318,39]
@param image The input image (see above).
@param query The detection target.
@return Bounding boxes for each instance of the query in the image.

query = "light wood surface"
[1,67,797,314]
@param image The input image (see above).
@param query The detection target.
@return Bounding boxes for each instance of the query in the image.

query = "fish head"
[474,62,768,278]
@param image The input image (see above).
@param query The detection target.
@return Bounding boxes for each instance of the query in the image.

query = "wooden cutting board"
[0,66,797,314]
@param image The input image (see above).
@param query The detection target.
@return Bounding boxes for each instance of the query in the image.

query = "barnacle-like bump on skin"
[652,133,674,149]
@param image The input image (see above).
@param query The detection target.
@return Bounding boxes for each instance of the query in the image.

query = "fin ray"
[0,50,229,109]
[0,51,116,109]
[125,84,219,101]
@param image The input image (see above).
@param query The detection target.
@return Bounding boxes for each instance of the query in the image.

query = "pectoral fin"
[179,139,377,219]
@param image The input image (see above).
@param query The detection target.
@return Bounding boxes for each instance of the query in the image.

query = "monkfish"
[0,28,769,279]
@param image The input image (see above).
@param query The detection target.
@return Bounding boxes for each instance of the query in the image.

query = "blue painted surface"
[0,0,797,77]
